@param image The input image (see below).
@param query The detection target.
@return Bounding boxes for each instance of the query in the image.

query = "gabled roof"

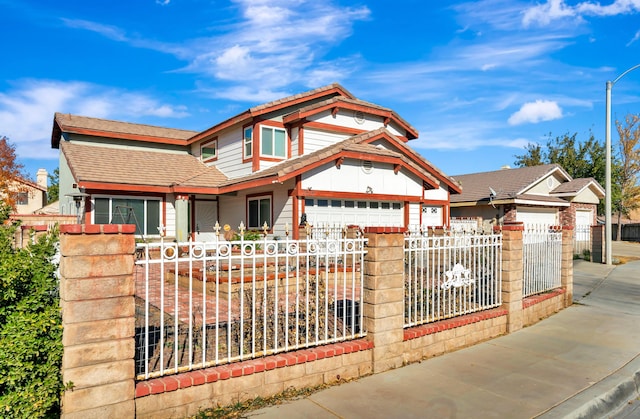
[551,178,605,198]
[214,128,456,193]
[281,96,419,140]
[13,176,47,192]
[186,83,354,144]
[450,164,573,204]
[52,113,198,149]
[60,141,227,193]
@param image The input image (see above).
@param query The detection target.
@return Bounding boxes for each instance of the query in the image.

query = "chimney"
[37,168,48,189]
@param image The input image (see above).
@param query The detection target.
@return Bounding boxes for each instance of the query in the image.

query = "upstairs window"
[201,139,217,163]
[244,126,253,158]
[16,192,29,205]
[261,126,286,158]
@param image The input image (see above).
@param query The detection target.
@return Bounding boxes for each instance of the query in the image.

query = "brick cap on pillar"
[562,225,574,231]
[60,224,137,235]
[363,226,407,234]
[498,222,524,231]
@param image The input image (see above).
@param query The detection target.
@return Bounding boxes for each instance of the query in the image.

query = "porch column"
[175,194,190,242]
[499,222,524,333]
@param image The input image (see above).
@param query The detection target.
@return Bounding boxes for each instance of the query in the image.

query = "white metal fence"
[134,229,367,380]
[573,224,591,256]
[523,225,562,297]
[404,231,503,327]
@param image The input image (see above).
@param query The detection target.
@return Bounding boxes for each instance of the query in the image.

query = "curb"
[536,354,640,418]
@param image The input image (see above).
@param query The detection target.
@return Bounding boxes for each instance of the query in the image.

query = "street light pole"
[604,63,640,265]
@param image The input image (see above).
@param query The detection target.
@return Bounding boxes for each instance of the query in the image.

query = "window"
[94,197,161,236]
[344,200,355,208]
[244,126,253,158]
[16,192,28,205]
[261,126,286,158]
[370,202,379,209]
[305,198,314,207]
[331,200,341,207]
[357,201,367,209]
[248,196,271,229]
[201,139,217,163]
[392,203,402,210]
[317,199,328,207]
[381,202,390,209]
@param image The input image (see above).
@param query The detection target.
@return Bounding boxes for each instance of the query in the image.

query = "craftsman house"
[449,164,604,231]
[51,84,461,241]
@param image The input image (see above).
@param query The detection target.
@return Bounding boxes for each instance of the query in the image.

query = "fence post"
[591,224,604,264]
[362,227,406,373]
[59,224,136,418]
[561,226,574,307]
[499,222,524,333]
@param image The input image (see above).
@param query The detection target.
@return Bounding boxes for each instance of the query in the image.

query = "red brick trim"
[363,226,407,234]
[562,225,574,231]
[403,308,508,341]
[522,288,566,309]
[135,339,374,398]
[60,224,137,234]
[21,225,48,231]
[500,222,524,231]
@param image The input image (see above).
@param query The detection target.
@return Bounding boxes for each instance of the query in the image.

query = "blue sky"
[2,0,640,182]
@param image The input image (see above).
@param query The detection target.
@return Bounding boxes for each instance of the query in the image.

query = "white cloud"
[523,0,640,27]
[508,100,563,125]
[0,80,189,161]
[156,0,170,5]
[62,0,371,101]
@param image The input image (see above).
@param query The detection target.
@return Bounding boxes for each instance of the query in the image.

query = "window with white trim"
[93,197,161,236]
[201,139,217,163]
[260,126,286,158]
[244,126,253,158]
[248,196,271,229]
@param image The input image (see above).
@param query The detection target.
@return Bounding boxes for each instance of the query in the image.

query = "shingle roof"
[250,83,354,113]
[218,128,441,189]
[52,113,198,148]
[282,96,419,139]
[61,141,226,190]
[450,164,568,203]
[551,177,604,197]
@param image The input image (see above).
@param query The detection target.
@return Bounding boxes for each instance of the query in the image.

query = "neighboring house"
[2,169,48,214]
[449,164,604,230]
[51,83,461,241]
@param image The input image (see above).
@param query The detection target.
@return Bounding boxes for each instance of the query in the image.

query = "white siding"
[198,127,254,179]
[303,129,350,154]
[165,195,176,237]
[302,159,423,196]
[310,109,405,138]
[290,126,300,158]
[409,203,421,226]
[527,174,564,195]
[424,185,449,200]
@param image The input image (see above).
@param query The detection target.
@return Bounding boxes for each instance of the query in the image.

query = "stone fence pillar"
[362,227,406,373]
[499,222,524,333]
[561,226,574,306]
[59,224,136,418]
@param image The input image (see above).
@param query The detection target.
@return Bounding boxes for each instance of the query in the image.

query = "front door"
[195,200,218,241]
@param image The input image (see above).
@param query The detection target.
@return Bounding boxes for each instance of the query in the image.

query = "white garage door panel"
[516,207,558,226]
[304,198,403,227]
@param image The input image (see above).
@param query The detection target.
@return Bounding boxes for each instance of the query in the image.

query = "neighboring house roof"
[450,164,578,205]
[60,142,227,192]
[13,176,47,193]
[282,96,419,140]
[35,200,59,215]
[551,178,605,198]
[52,113,198,148]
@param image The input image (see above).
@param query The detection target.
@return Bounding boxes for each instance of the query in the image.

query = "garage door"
[304,198,403,227]
[516,207,558,226]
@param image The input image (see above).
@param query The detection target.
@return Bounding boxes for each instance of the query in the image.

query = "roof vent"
[501,165,511,170]
[362,160,373,174]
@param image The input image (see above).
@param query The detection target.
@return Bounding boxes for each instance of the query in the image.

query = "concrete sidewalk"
[249,253,640,418]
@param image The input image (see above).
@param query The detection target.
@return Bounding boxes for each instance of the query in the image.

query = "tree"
[514,132,615,214]
[0,202,62,417]
[614,114,640,240]
[47,168,59,203]
[0,136,25,209]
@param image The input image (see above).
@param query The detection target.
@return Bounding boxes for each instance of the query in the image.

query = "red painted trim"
[187,111,252,145]
[60,224,136,234]
[301,189,424,203]
[298,125,305,156]
[404,201,410,229]
[79,182,172,193]
[501,222,524,231]
[304,121,366,136]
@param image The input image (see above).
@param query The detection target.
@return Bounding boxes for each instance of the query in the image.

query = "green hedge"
[0,203,63,418]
